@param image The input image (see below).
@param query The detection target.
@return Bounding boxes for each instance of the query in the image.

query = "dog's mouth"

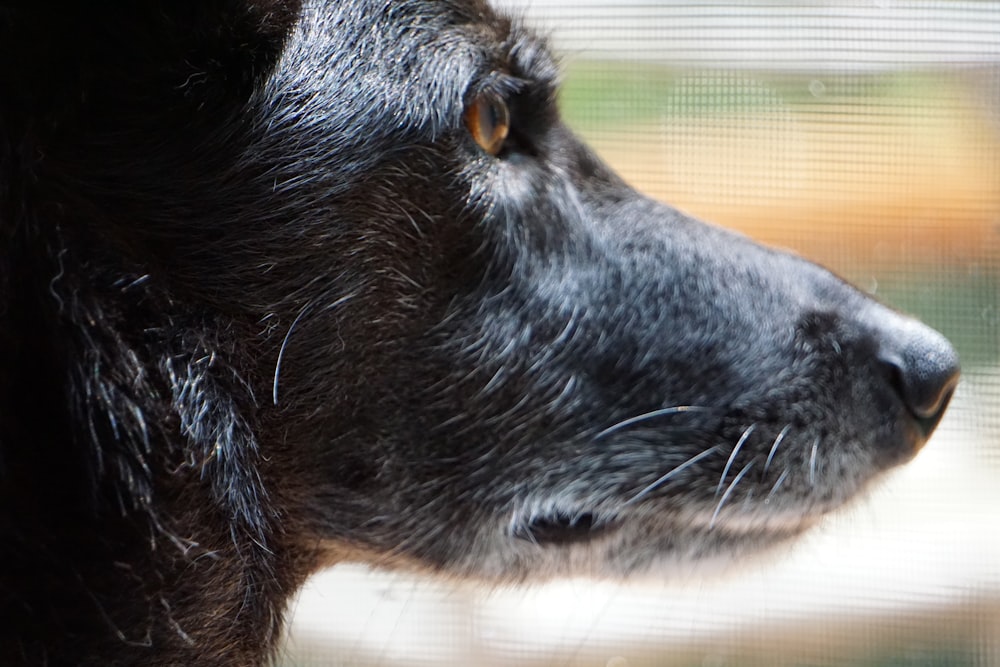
[509,504,824,549]
[513,511,612,545]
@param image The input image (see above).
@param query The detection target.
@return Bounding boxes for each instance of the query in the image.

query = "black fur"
[0,1,959,664]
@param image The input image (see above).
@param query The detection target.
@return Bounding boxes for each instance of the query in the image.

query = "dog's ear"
[0,1,301,136]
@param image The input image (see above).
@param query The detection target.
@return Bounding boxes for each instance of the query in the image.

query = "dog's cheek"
[252,206,499,537]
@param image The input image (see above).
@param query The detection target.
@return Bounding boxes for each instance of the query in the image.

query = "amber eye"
[464,94,510,156]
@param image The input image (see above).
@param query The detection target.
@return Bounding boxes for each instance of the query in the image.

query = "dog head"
[242,1,959,578]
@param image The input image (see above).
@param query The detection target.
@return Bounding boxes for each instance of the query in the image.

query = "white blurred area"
[280,2,1000,665]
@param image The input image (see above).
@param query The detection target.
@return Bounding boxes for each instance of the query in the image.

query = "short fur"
[0,1,958,665]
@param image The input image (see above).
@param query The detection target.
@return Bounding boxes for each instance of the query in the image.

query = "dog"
[0,0,960,664]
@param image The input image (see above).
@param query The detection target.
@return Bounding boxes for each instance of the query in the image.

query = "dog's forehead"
[265,0,548,141]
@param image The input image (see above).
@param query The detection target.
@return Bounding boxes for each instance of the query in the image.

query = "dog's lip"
[513,511,615,545]
[512,504,824,547]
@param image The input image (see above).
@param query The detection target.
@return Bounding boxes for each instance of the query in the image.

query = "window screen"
[281,2,1000,666]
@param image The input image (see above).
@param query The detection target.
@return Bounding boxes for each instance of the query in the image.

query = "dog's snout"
[872,314,960,435]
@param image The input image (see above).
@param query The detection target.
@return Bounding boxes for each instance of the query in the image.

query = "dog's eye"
[464,94,510,156]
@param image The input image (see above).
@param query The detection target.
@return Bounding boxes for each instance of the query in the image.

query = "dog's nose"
[874,315,960,435]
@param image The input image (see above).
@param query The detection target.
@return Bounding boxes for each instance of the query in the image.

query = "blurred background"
[281,2,1000,665]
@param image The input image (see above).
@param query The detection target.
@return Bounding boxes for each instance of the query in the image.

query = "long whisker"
[625,446,721,506]
[710,461,756,529]
[808,437,820,487]
[272,302,314,406]
[765,468,790,503]
[763,424,792,475]
[272,293,355,406]
[595,405,713,440]
[716,423,756,497]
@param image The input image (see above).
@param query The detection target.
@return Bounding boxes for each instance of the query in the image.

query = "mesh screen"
[281,3,1000,665]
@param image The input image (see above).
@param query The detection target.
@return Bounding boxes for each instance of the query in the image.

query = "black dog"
[0,1,959,664]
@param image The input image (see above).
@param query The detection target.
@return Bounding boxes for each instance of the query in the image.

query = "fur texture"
[0,1,958,664]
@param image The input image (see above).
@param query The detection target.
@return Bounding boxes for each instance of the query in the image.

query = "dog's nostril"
[877,321,960,434]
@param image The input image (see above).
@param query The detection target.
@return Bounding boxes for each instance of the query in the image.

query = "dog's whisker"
[624,446,721,506]
[272,302,314,406]
[808,437,820,487]
[272,294,356,406]
[765,468,791,503]
[709,461,755,529]
[716,423,756,497]
[763,423,792,476]
[595,405,713,440]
